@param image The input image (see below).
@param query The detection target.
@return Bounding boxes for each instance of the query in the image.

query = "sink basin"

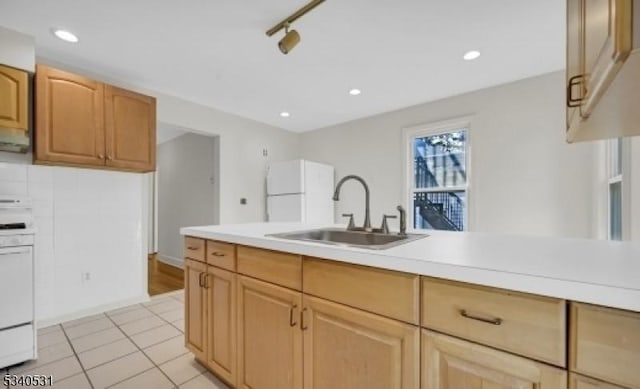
[267,228,428,250]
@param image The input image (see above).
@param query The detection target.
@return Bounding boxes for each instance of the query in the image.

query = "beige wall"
[631,137,640,241]
[300,71,599,239]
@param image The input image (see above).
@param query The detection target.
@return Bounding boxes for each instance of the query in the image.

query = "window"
[404,119,470,231]
[607,138,629,241]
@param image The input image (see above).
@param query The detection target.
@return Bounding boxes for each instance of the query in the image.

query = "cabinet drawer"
[206,240,236,271]
[184,237,205,262]
[421,277,566,366]
[303,257,419,324]
[569,373,626,389]
[237,246,301,290]
[570,303,640,389]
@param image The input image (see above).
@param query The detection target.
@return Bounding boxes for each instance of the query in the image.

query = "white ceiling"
[0,1,565,132]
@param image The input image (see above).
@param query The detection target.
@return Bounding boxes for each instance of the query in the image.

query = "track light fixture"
[278,23,300,55]
[266,0,325,55]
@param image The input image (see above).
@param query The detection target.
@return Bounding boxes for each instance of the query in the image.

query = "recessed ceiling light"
[463,50,481,61]
[280,112,290,118]
[349,88,361,96]
[52,29,79,43]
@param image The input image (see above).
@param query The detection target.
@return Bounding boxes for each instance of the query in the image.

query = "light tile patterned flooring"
[1,290,228,389]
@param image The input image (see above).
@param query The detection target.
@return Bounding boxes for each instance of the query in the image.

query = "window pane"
[609,182,622,240]
[413,130,467,189]
[413,191,465,231]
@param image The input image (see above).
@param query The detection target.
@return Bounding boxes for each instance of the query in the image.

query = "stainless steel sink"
[267,228,428,250]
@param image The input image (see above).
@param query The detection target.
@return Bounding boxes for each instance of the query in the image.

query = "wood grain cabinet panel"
[303,257,419,324]
[569,373,627,389]
[0,64,28,130]
[206,240,236,271]
[185,258,207,361]
[570,303,640,389]
[237,246,302,291]
[237,276,302,389]
[184,237,205,262]
[303,295,419,389]
[104,85,156,172]
[422,277,566,366]
[204,266,236,387]
[422,330,567,389]
[35,65,105,166]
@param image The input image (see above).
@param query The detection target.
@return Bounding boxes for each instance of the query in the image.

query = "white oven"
[0,197,36,369]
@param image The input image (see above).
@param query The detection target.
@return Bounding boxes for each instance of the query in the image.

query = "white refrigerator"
[267,159,334,223]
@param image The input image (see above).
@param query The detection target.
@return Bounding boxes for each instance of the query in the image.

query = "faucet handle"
[341,213,355,230]
[380,214,397,234]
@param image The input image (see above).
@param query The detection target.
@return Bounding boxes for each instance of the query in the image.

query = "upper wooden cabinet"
[566,0,640,142]
[104,85,155,171]
[34,64,156,172]
[0,64,29,131]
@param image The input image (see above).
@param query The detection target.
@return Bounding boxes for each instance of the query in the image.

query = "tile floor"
[1,290,228,389]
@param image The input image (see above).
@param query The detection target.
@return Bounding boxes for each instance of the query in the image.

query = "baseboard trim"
[37,294,151,328]
[157,254,184,269]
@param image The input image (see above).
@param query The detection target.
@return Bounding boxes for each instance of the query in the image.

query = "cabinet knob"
[106,155,113,160]
[98,154,105,159]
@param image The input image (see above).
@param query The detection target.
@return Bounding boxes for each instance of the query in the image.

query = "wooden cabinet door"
[35,65,105,166]
[237,276,302,389]
[104,85,156,172]
[185,258,207,361]
[0,64,28,130]
[303,295,419,389]
[578,0,632,118]
[422,330,566,389]
[569,373,626,389]
[205,266,236,387]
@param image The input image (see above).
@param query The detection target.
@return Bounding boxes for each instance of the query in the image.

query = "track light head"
[278,25,300,55]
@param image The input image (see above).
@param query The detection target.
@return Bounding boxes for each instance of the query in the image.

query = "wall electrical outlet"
[262,148,268,157]
[81,272,91,282]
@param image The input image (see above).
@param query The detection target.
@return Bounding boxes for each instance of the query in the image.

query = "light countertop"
[181,223,640,312]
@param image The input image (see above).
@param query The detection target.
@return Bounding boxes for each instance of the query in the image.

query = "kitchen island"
[181,223,640,389]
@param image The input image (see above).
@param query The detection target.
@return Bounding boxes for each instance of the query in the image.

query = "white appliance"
[267,160,334,223]
[0,197,36,369]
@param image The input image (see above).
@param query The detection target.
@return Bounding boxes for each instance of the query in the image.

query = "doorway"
[148,123,220,295]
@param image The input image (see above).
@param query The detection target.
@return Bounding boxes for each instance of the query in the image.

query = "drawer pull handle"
[211,252,226,257]
[460,309,503,326]
[289,304,298,327]
[203,273,211,289]
[198,272,205,287]
[300,307,308,330]
[187,246,198,250]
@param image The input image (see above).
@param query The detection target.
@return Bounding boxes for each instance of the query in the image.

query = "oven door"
[0,246,33,330]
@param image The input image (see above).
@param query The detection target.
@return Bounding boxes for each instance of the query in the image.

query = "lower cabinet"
[185,259,207,360]
[569,373,627,389]
[421,330,567,389]
[185,259,237,386]
[302,295,419,389]
[237,276,303,389]
[205,266,237,386]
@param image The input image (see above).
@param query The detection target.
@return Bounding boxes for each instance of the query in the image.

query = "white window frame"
[606,138,631,240]
[402,116,473,231]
